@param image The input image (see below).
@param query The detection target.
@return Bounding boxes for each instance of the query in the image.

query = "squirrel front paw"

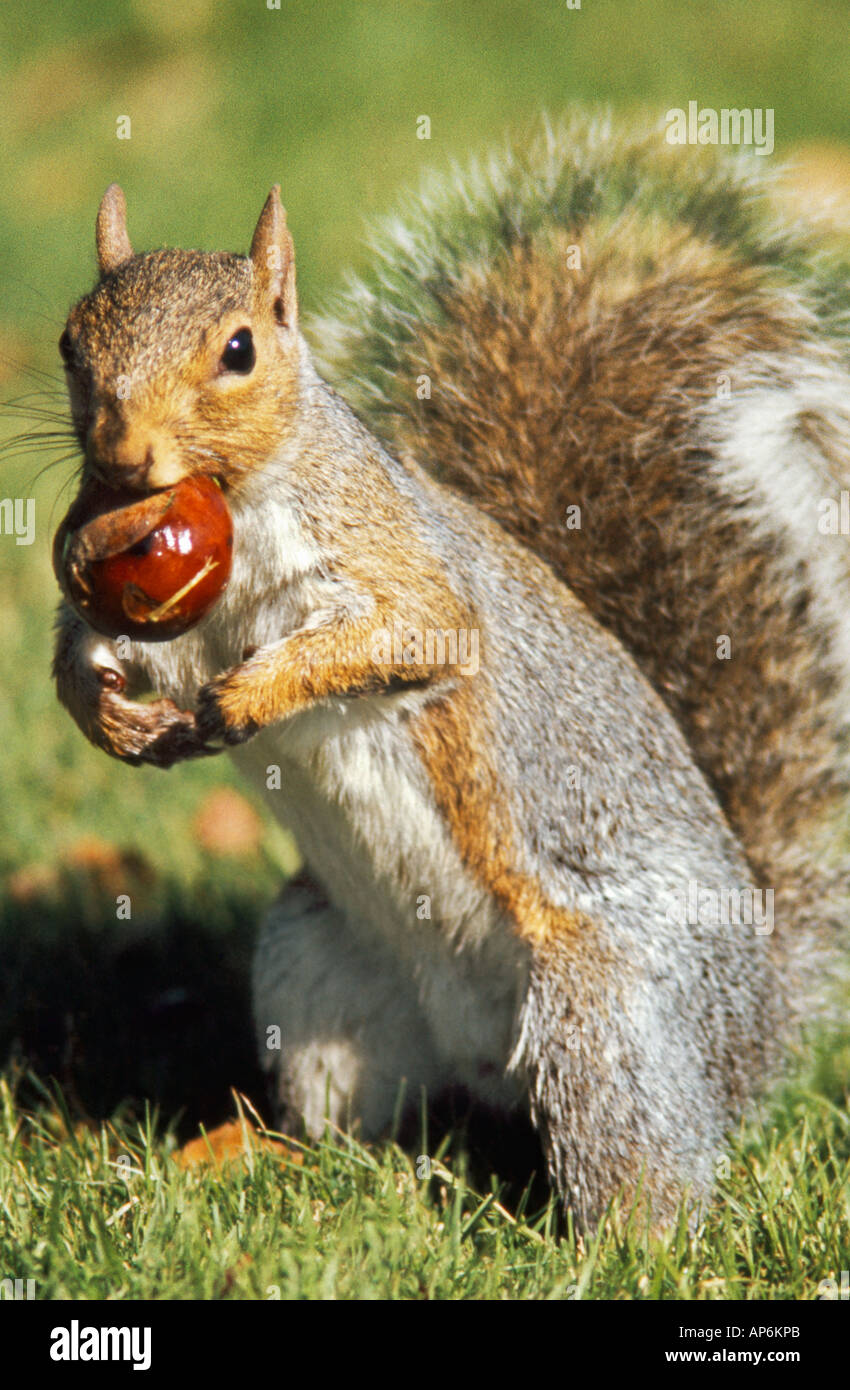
[88,666,218,767]
[54,610,220,768]
[196,664,262,746]
[101,686,220,768]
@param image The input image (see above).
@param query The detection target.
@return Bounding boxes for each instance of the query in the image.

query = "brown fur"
[379,222,845,937]
[65,249,301,493]
[198,599,474,742]
[411,677,593,948]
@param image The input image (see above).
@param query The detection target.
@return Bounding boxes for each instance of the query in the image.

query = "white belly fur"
[229,696,530,1102]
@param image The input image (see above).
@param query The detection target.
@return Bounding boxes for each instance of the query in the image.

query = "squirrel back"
[318,115,850,1004]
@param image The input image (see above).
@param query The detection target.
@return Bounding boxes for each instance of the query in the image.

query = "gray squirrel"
[53,116,850,1228]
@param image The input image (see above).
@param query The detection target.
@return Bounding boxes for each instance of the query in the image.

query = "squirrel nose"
[88,420,186,491]
[93,447,154,492]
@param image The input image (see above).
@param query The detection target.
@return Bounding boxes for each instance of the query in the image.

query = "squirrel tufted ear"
[96,184,134,277]
[250,185,297,329]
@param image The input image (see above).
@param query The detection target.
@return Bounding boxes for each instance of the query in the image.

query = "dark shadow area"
[0,874,554,1215]
[398,1083,553,1217]
[0,882,266,1139]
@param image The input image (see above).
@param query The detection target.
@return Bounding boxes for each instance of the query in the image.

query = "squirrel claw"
[195,686,226,743]
[91,693,220,769]
[195,680,258,745]
[142,718,223,769]
[196,668,263,747]
[222,720,259,746]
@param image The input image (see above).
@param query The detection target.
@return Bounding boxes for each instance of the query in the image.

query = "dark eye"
[58,329,74,368]
[220,327,255,374]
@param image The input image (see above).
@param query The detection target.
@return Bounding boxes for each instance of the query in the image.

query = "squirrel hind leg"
[251,871,446,1139]
[512,942,753,1233]
[252,874,546,1196]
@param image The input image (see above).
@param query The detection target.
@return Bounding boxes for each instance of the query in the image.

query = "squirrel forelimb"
[194,605,477,744]
[53,604,219,768]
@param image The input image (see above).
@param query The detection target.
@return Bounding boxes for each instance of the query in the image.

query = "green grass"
[2,1050,850,1300]
[2,847,846,1299]
[2,0,850,1300]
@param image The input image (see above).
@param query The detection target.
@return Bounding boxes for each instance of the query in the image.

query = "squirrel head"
[60,184,300,494]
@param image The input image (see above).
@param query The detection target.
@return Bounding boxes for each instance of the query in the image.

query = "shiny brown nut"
[54,475,233,642]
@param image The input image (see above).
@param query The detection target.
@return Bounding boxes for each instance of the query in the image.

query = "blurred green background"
[1,0,849,1122]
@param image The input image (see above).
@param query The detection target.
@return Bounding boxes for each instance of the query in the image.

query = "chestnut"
[54,475,233,642]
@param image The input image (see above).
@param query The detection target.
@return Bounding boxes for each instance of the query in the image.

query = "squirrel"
[52,116,850,1230]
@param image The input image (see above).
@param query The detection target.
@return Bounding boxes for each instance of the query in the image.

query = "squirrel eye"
[58,329,74,368]
[220,327,255,374]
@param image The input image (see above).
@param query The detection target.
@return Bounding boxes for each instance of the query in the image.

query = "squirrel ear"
[96,184,134,276]
[250,185,297,329]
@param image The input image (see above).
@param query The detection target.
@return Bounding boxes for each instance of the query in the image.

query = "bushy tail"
[315,115,850,996]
